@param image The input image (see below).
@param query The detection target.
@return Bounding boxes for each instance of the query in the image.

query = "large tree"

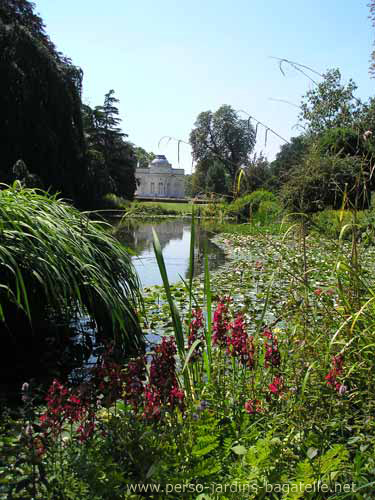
[299,68,363,135]
[190,105,256,186]
[0,0,87,201]
[83,90,137,201]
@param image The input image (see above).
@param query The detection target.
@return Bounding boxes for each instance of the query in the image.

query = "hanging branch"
[237,109,290,145]
[268,97,301,109]
[270,57,322,85]
[158,136,190,166]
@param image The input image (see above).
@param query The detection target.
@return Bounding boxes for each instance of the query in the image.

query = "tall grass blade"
[204,241,213,379]
[255,272,275,336]
[152,227,192,397]
[152,228,184,355]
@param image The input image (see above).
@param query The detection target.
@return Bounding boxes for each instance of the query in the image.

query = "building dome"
[150,155,170,167]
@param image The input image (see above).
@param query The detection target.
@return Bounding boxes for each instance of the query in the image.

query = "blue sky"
[34,0,374,173]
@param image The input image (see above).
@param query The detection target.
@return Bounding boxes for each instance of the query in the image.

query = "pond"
[115,218,226,287]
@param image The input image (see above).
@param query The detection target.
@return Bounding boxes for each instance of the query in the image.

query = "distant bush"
[130,202,179,216]
[227,190,277,221]
[102,193,132,210]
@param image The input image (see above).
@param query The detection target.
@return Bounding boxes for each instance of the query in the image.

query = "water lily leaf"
[307,447,318,459]
[232,444,247,455]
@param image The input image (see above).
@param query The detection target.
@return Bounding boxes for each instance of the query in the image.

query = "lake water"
[115,218,226,287]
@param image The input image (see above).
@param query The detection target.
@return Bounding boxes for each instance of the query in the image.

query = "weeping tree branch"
[236,109,290,145]
[269,57,322,85]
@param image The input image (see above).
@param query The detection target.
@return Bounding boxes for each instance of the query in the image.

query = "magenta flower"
[212,297,232,346]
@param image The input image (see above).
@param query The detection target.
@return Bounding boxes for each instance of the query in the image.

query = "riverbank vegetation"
[0,185,143,398]
[2,211,375,498]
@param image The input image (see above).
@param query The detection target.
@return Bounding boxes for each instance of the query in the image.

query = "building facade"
[135,155,185,198]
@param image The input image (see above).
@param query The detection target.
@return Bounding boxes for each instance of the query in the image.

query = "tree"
[299,69,363,135]
[242,152,271,194]
[0,0,87,202]
[190,105,256,186]
[134,147,155,169]
[268,136,309,190]
[184,174,193,197]
[205,161,231,196]
[83,90,137,201]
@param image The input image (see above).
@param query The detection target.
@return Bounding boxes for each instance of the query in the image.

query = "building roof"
[150,155,170,167]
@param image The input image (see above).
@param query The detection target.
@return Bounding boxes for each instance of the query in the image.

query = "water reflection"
[115,218,225,287]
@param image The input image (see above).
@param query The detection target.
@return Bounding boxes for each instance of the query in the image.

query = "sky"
[34,0,374,174]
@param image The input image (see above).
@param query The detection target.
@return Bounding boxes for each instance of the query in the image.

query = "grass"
[0,185,144,389]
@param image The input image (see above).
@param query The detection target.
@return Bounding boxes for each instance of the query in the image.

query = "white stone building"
[135,155,185,199]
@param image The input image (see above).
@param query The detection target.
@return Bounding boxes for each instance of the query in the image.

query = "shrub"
[281,146,372,213]
[226,190,277,221]
[0,185,143,389]
[130,202,179,216]
[101,193,131,210]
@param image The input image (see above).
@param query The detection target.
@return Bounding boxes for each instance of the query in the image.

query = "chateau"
[135,155,185,199]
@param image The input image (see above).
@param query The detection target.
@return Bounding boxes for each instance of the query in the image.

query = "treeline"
[0,0,144,207]
[187,69,375,213]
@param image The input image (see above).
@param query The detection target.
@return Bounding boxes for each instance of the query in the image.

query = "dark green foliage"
[281,129,375,214]
[227,190,278,221]
[190,105,256,185]
[318,127,375,159]
[241,152,272,194]
[268,136,309,191]
[83,91,137,203]
[281,147,372,213]
[0,0,87,201]
[205,161,231,195]
[134,146,155,169]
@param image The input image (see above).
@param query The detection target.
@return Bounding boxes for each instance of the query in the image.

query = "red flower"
[188,308,205,360]
[325,354,344,392]
[143,387,161,421]
[149,337,178,403]
[40,379,91,439]
[269,376,283,396]
[227,314,247,358]
[244,399,263,414]
[169,385,185,411]
[124,356,146,411]
[263,329,281,368]
[212,297,232,346]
